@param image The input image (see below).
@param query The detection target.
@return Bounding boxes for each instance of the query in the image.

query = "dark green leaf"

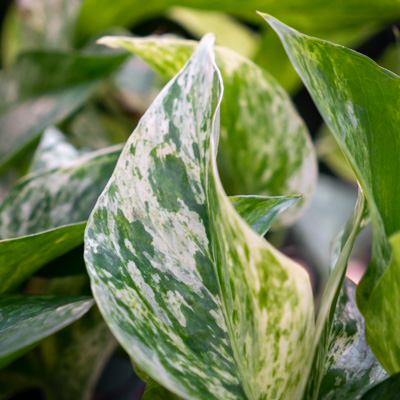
[360,374,400,400]
[0,295,94,368]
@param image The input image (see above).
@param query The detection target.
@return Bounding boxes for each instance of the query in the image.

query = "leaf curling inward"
[85,34,314,400]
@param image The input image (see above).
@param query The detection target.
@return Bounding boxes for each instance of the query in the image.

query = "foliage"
[0,1,399,399]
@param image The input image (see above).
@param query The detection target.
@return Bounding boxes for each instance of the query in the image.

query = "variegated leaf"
[0,295,93,368]
[260,13,400,373]
[318,278,387,400]
[85,35,314,400]
[29,126,82,173]
[0,144,122,290]
[0,144,122,239]
[301,191,366,400]
[99,35,316,225]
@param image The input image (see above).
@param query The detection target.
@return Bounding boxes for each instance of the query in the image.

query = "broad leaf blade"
[85,35,314,399]
[260,13,400,373]
[99,36,316,225]
[0,144,122,239]
[0,222,86,293]
[0,295,94,368]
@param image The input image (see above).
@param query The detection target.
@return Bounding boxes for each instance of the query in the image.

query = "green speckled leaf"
[99,35,316,225]
[0,144,122,289]
[29,126,82,173]
[302,191,366,400]
[85,35,314,400]
[229,195,299,236]
[0,222,85,293]
[0,49,127,172]
[359,373,400,399]
[318,278,387,400]
[260,14,400,373]
[0,295,94,368]
[0,144,122,239]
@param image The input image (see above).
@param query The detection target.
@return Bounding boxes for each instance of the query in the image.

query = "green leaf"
[0,295,94,368]
[360,374,400,400]
[167,7,259,59]
[0,144,122,239]
[260,13,400,373]
[318,278,388,400]
[142,379,182,400]
[41,307,116,400]
[302,191,366,399]
[0,49,127,172]
[0,222,86,293]
[99,36,316,225]
[229,195,299,236]
[29,126,82,173]
[85,35,314,399]
[75,0,400,45]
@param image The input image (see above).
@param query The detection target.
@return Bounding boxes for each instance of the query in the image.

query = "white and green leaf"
[99,35,317,225]
[85,35,314,400]
[260,13,400,373]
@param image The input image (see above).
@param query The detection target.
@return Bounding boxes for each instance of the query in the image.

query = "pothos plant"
[0,10,400,400]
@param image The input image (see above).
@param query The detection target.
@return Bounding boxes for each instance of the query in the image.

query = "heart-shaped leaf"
[99,35,316,225]
[85,35,314,399]
[260,13,400,373]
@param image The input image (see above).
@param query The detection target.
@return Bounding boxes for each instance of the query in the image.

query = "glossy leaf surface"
[0,295,93,368]
[99,35,316,224]
[0,222,86,293]
[85,36,314,400]
[261,13,400,373]
[0,144,122,239]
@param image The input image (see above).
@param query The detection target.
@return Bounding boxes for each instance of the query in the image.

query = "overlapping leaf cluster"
[0,1,400,399]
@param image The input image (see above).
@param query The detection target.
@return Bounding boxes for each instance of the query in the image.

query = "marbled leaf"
[29,126,82,173]
[85,35,314,400]
[0,144,122,239]
[260,13,400,373]
[0,144,122,289]
[301,191,366,399]
[0,295,93,368]
[99,35,316,225]
[318,279,387,400]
